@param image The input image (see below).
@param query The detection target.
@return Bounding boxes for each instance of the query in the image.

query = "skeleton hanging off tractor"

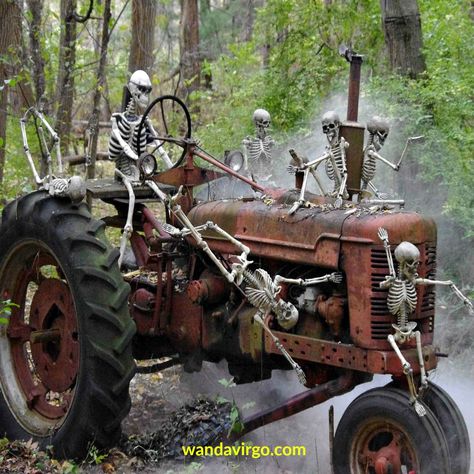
[287,110,349,214]
[242,108,274,182]
[377,227,473,415]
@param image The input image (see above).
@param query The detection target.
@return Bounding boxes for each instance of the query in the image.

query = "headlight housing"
[224,150,244,173]
[138,153,158,179]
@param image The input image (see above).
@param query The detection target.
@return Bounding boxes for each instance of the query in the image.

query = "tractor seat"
[85,178,177,201]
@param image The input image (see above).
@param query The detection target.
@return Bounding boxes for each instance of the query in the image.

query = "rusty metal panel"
[165,293,202,353]
[188,200,347,269]
[340,121,365,196]
[341,212,437,350]
[263,331,437,377]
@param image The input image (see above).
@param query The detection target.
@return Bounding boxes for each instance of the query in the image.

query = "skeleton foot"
[118,224,133,268]
[288,200,305,215]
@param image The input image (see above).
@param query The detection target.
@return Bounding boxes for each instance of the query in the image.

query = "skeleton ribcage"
[247,136,272,165]
[109,114,131,160]
[325,144,344,185]
[387,280,418,326]
[362,146,377,183]
[108,114,149,180]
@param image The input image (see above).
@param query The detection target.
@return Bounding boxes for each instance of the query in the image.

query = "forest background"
[0,0,472,291]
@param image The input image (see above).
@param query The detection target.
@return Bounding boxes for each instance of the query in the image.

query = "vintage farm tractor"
[0,51,470,473]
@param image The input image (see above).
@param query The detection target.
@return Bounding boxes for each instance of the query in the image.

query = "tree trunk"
[240,0,255,42]
[0,0,22,186]
[128,0,157,74]
[55,0,77,155]
[380,0,426,78]
[179,0,201,99]
[27,0,46,108]
[86,0,112,181]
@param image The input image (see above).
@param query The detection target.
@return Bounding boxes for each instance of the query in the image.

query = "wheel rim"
[0,240,79,435]
[352,418,419,474]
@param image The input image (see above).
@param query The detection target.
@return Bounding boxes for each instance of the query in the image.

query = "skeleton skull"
[367,116,390,150]
[253,109,271,137]
[394,241,420,279]
[321,111,341,145]
[276,300,299,330]
[128,70,152,112]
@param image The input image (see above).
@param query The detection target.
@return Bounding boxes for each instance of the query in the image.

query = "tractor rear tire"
[0,191,136,459]
[333,387,451,474]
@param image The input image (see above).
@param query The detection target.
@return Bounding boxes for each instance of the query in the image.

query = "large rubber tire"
[333,387,451,474]
[0,191,136,459]
[421,382,470,474]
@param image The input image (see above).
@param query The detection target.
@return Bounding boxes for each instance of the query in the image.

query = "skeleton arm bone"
[395,136,424,169]
[368,149,399,171]
[415,278,474,312]
[274,272,343,287]
[146,180,252,284]
[144,118,173,168]
[377,227,396,277]
[111,115,138,160]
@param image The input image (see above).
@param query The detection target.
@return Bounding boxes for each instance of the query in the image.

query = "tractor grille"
[369,244,436,340]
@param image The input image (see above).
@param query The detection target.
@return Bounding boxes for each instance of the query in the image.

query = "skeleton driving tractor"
[0,48,472,474]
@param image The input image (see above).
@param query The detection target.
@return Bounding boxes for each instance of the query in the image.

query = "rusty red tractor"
[0,53,470,473]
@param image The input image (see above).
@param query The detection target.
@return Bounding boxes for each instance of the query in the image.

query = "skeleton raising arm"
[415,277,474,313]
[378,228,397,281]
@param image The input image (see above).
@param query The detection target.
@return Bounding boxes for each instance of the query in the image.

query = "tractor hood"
[187,195,347,269]
[187,192,437,271]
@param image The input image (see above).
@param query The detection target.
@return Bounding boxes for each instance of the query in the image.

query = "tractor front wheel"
[333,387,451,474]
[0,191,136,458]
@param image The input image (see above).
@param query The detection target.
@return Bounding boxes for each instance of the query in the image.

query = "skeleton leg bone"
[289,168,310,215]
[388,333,426,416]
[254,311,306,385]
[116,169,136,268]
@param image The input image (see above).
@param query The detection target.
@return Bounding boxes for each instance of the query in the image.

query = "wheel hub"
[6,250,80,420]
[29,278,79,393]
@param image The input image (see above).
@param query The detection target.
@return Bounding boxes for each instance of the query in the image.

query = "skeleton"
[242,109,274,182]
[287,111,349,214]
[362,116,422,199]
[161,204,343,386]
[108,71,174,266]
[378,228,473,415]
[20,107,86,203]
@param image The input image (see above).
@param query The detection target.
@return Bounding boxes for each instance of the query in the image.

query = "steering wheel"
[137,95,192,170]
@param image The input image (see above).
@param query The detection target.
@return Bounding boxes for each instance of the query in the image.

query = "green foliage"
[0,300,19,326]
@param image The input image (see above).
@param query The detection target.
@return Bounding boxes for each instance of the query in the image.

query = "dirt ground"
[114,357,474,474]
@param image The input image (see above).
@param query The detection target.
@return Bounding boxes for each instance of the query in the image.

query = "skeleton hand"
[287,164,301,175]
[329,272,343,283]
[380,275,396,289]
[377,227,389,243]
[334,196,343,209]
